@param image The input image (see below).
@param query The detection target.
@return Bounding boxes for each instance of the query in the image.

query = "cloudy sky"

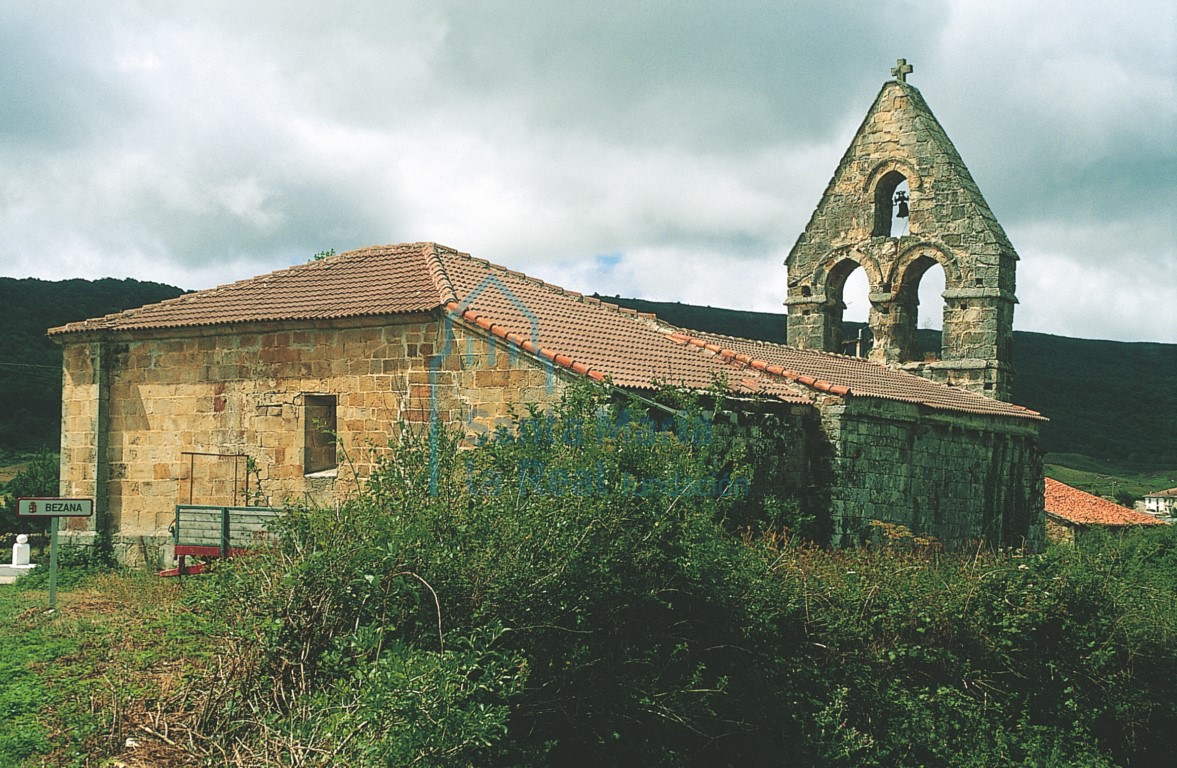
[2,1,1174,342]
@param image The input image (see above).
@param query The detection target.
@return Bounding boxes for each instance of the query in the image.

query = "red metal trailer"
[159,504,282,577]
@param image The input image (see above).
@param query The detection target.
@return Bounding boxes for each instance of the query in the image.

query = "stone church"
[51,62,1045,561]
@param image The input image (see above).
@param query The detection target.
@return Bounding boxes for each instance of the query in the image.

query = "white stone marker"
[13,534,31,566]
[1,534,36,585]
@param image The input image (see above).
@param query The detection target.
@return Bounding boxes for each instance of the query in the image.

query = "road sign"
[17,498,94,518]
[15,498,95,612]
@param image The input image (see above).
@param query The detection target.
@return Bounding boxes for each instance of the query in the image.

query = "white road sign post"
[17,498,95,611]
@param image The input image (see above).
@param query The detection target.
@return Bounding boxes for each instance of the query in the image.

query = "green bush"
[190,384,808,765]
[12,546,115,591]
[0,450,58,536]
[187,383,1177,767]
[780,526,1177,766]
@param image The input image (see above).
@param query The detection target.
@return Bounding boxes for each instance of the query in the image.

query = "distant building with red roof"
[1045,478,1167,544]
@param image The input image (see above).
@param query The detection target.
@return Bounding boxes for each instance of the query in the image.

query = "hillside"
[0,277,186,457]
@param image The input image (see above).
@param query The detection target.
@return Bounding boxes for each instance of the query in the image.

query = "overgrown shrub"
[189,384,809,765]
[187,383,1177,767]
[777,526,1177,767]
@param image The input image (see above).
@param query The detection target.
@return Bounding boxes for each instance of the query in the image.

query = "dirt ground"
[0,462,29,484]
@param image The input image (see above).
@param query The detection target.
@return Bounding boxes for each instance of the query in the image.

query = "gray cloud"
[0,0,1172,342]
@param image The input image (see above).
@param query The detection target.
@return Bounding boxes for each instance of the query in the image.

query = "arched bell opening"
[872,170,909,238]
[828,258,873,357]
[893,254,948,362]
[915,261,947,360]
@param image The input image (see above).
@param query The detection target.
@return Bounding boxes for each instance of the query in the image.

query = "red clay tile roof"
[49,242,1043,420]
[1044,478,1166,527]
[1146,488,1177,498]
[49,243,443,333]
[435,248,810,402]
[680,330,1043,420]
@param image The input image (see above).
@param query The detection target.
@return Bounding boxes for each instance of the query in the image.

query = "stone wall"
[819,397,1043,550]
[58,310,1042,564]
[711,401,829,534]
[1045,516,1076,546]
[57,312,567,563]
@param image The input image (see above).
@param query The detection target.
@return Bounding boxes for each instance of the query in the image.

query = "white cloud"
[0,0,1172,343]
[1018,249,1177,343]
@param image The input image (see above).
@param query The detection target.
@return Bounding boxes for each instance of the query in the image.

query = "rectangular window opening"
[304,394,338,475]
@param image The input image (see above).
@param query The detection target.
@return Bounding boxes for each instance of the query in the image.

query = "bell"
[894,190,910,219]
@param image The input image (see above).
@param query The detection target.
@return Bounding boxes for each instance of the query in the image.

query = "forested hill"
[0,277,186,455]
[603,296,1177,471]
[1,278,1173,475]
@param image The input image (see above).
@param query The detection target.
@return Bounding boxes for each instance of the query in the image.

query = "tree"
[0,450,59,535]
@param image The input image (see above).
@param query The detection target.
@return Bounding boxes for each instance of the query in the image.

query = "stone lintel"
[942,288,1018,302]
[783,296,829,308]
[903,358,1012,372]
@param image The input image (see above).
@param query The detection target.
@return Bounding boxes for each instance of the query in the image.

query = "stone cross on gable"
[891,58,913,82]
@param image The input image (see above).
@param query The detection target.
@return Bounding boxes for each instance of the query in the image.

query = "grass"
[0,570,219,767]
[4,531,1177,766]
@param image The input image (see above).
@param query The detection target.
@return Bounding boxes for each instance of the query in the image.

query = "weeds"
[4,384,1176,765]
[176,384,1177,766]
[6,526,1177,766]
[0,570,227,767]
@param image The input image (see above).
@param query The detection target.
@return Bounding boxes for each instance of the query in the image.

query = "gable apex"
[784,70,1021,401]
[788,80,1015,264]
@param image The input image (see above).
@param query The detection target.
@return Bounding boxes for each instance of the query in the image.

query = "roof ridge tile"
[423,242,460,306]
[443,252,669,328]
[444,299,616,386]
